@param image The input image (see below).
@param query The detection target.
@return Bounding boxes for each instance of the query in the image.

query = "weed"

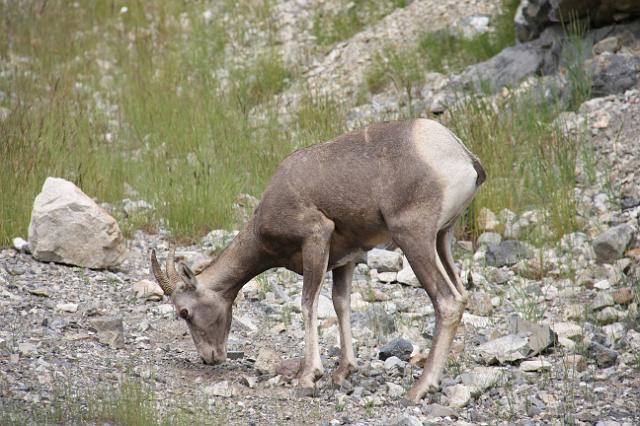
[312,0,407,47]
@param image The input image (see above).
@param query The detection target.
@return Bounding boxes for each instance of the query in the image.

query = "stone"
[588,341,618,368]
[28,177,126,268]
[592,36,622,55]
[477,334,531,364]
[520,359,552,372]
[384,356,405,370]
[485,240,534,267]
[592,292,615,310]
[18,342,37,357]
[240,375,258,388]
[88,316,125,348]
[612,287,634,305]
[131,279,164,301]
[254,348,280,376]
[444,384,472,408]
[379,337,413,362]
[386,382,405,398]
[12,237,29,253]
[592,223,635,263]
[205,381,233,398]
[276,357,302,380]
[377,271,397,283]
[590,52,640,97]
[227,350,244,360]
[551,322,583,339]
[594,279,611,290]
[476,208,500,232]
[232,193,259,228]
[460,367,506,394]
[367,248,403,272]
[597,307,619,325]
[477,232,502,246]
[603,322,626,344]
[56,303,78,313]
[396,265,419,287]
[468,291,493,316]
[352,305,396,340]
[317,294,336,319]
[28,288,50,297]
[457,15,490,39]
[201,229,237,254]
[509,316,557,355]
[425,403,458,419]
[393,414,423,426]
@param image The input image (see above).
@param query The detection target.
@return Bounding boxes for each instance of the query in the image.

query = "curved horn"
[150,249,175,295]
[166,243,182,288]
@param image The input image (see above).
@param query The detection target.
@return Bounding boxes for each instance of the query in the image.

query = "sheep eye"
[179,308,189,320]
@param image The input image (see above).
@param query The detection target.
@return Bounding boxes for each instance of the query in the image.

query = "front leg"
[297,217,334,391]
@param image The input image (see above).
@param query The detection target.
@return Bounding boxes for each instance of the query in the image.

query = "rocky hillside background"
[1,0,640,424]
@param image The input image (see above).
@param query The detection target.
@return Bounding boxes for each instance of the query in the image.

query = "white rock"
[317,295,336,319]
[28,177,126,268]
[397,265,420,287]
[377,271,397,283]
[520,359,552,372]
[367,248,403,272]
[12,237,29,252]
[56,303,78,313]
[444,384,471,408]
[386,382,405,398]
[594,279,611,290]
[131,279,164,300]
[476,207,500,232]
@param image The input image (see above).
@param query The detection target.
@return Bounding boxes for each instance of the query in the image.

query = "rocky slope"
[1,0,640,425]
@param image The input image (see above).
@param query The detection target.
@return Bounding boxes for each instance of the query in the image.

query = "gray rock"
[367,248,403,272]
[592,292,615,310]
[379,337,413,361]
[393,414,423,426]
[460,367,506,394]
[384,356,405,370]
[56,303,79,313]
[509,316,557,355]
[28,177,126,268]
[458,15,491,39]
[204,381,233,398]
[468,291,493,316]
[486,240,534,267]
[588,341,618,368]
[592,223,635,263]
[597,307,619,325]
[444,384,472,408]
[397,265,420,287]
[88,316,125,349]
[520,359,552,372]
[477,334,532,364]
[386,381,405,398]
[477,232,502,247]
[201,229,238,254]
[515,0,640,43]
[352,304,396,341]
[254,348,280,376]
[425,403,458,419]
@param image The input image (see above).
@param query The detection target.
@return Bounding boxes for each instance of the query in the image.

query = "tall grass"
[365,0,519,94]
[447,89,578,242]
[312,0,407,47]
[0,376,215,425]
[0,1,344,244]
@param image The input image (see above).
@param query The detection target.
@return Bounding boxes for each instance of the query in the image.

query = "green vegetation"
[365,0,519,94]
[0,377,215,425]
[312,0,407,46]
[0,1,344,244]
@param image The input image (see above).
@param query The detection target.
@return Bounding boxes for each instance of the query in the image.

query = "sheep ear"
[178,262,198,289]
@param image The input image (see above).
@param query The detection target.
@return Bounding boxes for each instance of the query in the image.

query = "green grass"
[312,0,407,47]
[0,377,215,425]
[447,87,579,243]
[0,1,344,245]
[365,0,519,95]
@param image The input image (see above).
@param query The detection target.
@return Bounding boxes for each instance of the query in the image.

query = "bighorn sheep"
[150,119,485,402]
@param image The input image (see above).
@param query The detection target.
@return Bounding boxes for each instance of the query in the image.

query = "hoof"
[331,363,357,386]
[294,384,318,398]
[405,383,440,404]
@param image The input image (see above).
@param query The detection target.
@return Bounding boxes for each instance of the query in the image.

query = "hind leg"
[389,217,467,403]
[331,262,357,386]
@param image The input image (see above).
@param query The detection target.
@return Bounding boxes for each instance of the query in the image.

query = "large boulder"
[28,177,126,268]
[515,0,640,43]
